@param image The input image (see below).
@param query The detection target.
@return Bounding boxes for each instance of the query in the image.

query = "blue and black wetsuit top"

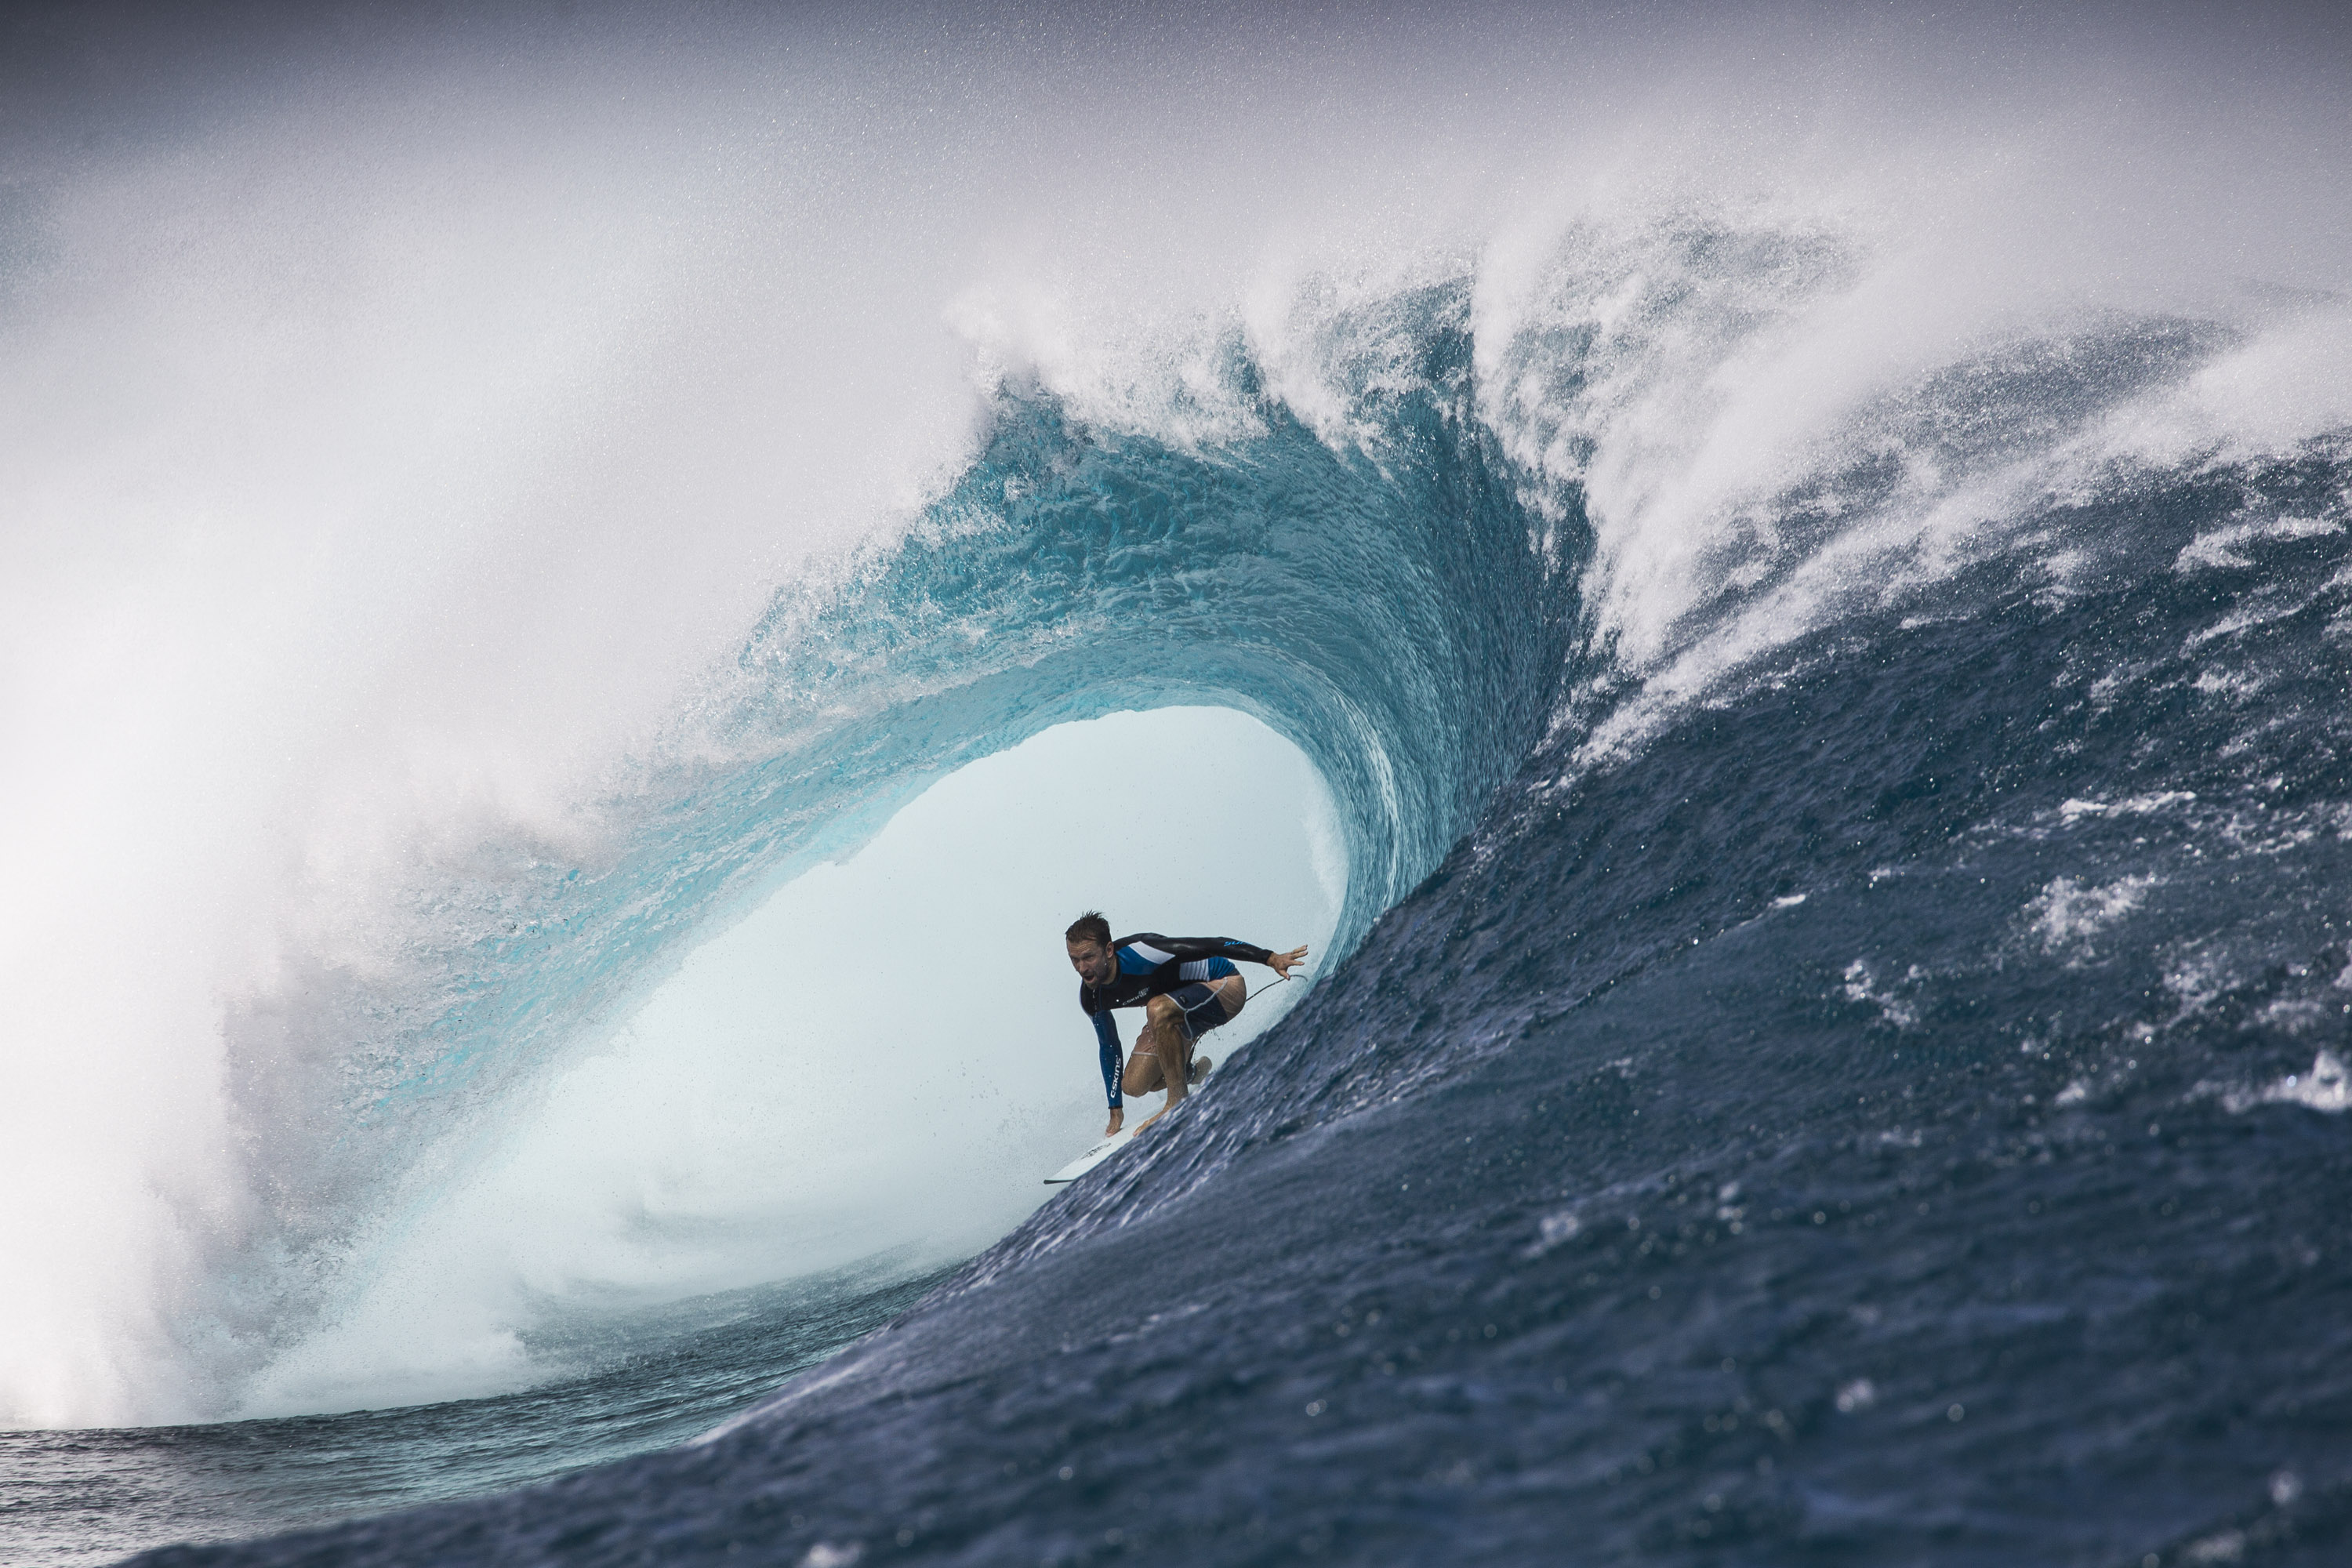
[1080,934,1272,1109]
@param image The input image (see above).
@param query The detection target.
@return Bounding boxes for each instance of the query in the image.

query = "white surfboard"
[1044,1129,1135,1185]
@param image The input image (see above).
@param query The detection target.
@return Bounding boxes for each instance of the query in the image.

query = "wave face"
[136,216,2352,1563]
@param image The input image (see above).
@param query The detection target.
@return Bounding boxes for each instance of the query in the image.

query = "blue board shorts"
[1170,981,1232,1039]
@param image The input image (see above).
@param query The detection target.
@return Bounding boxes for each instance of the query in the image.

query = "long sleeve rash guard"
[1079,934,1274,1109]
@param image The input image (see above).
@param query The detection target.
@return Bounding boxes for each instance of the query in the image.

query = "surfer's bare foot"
[1129,1108,1165,1137]
[1189,1054,1213,1087]
[1103,1105,1124,1137]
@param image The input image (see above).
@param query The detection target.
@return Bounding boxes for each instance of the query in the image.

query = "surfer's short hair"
[1065,911,1112,948]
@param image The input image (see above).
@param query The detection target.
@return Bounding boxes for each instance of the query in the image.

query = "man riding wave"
[1064,912,1309,1137]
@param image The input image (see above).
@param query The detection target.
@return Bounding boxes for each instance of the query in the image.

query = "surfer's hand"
[1268,944,1309,979]
[1104,1106,1124,1136]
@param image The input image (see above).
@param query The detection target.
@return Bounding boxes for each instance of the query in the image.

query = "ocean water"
[5,5,2352,1566]
[2,1269,949,1567]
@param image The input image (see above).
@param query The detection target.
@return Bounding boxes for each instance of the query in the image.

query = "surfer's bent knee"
[1121,1052,1161,1096]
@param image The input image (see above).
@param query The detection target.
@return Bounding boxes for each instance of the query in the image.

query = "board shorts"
[1169,981,1232,1039]
[1124,983,1233,1077]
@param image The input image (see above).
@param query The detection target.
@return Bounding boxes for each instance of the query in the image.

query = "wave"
[5,5,2352,1561]
[16,178,2352,1432]
[212,337,1581,1420]
[136,297,2352,1564]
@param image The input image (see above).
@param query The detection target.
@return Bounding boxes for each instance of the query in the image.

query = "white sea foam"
[1842,960,1922,1030]
[2223,1051,2352,1115]
[2058,793,2198,822]
[2027,875,2156,960]
[2176,517,2343,574]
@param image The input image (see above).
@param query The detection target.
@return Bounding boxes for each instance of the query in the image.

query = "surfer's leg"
[1186,974,1243,1084]
[1115,1044,1162,1105]
[1122,1029,1167,1098]
[1135,973,1250,1130]
[1146,995,1192,1098]
[1129,996,1192,1131]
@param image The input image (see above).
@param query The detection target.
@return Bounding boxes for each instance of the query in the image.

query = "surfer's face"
[1067,938,1115,985]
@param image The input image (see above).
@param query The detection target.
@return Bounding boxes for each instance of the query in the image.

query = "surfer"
[1065,913,1308,1137]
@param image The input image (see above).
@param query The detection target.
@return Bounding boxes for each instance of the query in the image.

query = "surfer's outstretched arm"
[1095,1011,1124,1136]
[1160,936,1308,980]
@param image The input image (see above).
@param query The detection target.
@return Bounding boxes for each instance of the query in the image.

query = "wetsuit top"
[1080,934,1272,1109]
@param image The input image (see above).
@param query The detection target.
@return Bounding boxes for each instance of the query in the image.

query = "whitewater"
[3,3,2350,1563]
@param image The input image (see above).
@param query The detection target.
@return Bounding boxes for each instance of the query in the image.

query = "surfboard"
[1046,1056,1218,1182]
[1044,1129,1134,1185]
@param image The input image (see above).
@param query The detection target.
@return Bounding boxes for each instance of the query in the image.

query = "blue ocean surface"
[3,1269,946,1566]
[5,9,2351,1567]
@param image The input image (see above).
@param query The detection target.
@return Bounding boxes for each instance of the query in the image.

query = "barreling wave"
[187,184,2352,1428]
[10,2,2352,1559]
[9,103,2352,1563]
[178,278,1584,1423]
[153,225,2352,1561]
